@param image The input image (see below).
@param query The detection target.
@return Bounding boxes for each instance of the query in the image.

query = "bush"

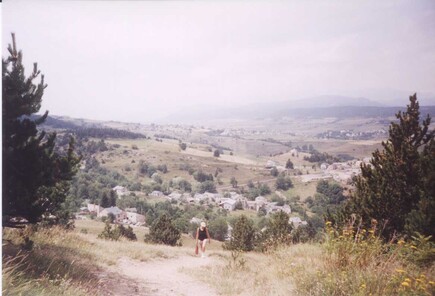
[209,217,229,241]
[98,221,120,240]
[224,215,256,252]
[98,221,137,241]
[193,170,214,182]
[258,211,292,251]
[157,164,168,173]
[275,175,293,191]
[270,167,279,177]
[197,180,217,194]
[145,214,181,246]
[117,224,137,241]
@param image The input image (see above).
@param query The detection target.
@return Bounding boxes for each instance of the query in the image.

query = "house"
[190,217,202,225]
[219,198,237,211]
[181,193,193,201]
[193,193,206,202]
[247,201,257,211]
[265,160,277,168]
[255,196,267,203]
[255,196,268,207]
[112,185,129,197]
[125,211,145,224]
[168,192,182,201]
[289,216,308,229]
[320,163,329,170]
[266,204,291,215]
[150,190,164,197]
[98,206,126,221]
[87,203,103,215]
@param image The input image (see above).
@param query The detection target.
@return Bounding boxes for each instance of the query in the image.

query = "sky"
[2,0,435,123]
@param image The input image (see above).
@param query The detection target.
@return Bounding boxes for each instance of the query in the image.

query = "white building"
[87,203,103,215]
[112,186,129,197]
[125,211,145,224]
[289,216,308,229]
[266,203,291,215]
[266,160,278,168]
[219,198,237,211]
[150,190,164,197]
[98,206,126,221]
[168,192,182,200]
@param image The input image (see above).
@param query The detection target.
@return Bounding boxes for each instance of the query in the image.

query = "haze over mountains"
[163,95,435,124]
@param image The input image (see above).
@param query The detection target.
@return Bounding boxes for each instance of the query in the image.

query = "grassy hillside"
[3,220,434,295]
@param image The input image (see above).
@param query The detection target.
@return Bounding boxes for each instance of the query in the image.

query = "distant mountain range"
[162,95,435,123]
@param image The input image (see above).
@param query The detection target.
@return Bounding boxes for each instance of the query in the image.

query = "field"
[93,127,380,195]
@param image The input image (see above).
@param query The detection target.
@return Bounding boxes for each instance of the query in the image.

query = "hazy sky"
[3,0,435,123]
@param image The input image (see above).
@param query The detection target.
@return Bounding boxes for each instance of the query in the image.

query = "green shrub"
[224,215,256,252]
[98,221,137,241]
[399,233,435,267]
[209,217,229,241]
[117,224,137,241]
[258,211,292,252]
[98,221,120,240]
[145,214,181,246]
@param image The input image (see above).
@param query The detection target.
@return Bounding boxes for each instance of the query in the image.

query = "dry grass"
[2,227,97,296]
[4,220,433,296]
[285,179,318,201]
[186,244,322,295]
[287,224,435,296]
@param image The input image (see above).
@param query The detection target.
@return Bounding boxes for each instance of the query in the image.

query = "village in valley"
[76,145,372,237]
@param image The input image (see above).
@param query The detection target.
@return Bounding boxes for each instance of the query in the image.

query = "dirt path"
[111,254,218,296]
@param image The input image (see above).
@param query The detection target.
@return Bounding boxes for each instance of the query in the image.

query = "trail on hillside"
[110,254,218,296]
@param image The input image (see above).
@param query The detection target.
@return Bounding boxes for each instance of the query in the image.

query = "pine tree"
[109,190,117,207]
[263,211,293,245]
[347,94,434,239]
[224,215,256,251]
[100,192,110,208]
[145,214,181,246]
[230,177,238,188]
[285,159,294,169]
[2,33,80,225]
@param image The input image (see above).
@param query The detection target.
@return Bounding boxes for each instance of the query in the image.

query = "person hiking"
[196,221,211,258]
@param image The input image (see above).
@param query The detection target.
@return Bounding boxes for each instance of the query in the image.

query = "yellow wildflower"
[397,239,405,245]
[325,221,332,226]
[404,278,411,283]
[395,269,405,273]
[401,282,410,287]
[429,281,434,285]
[410,245,418,250]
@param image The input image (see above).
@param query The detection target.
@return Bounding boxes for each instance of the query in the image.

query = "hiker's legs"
[200,240,207,257]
